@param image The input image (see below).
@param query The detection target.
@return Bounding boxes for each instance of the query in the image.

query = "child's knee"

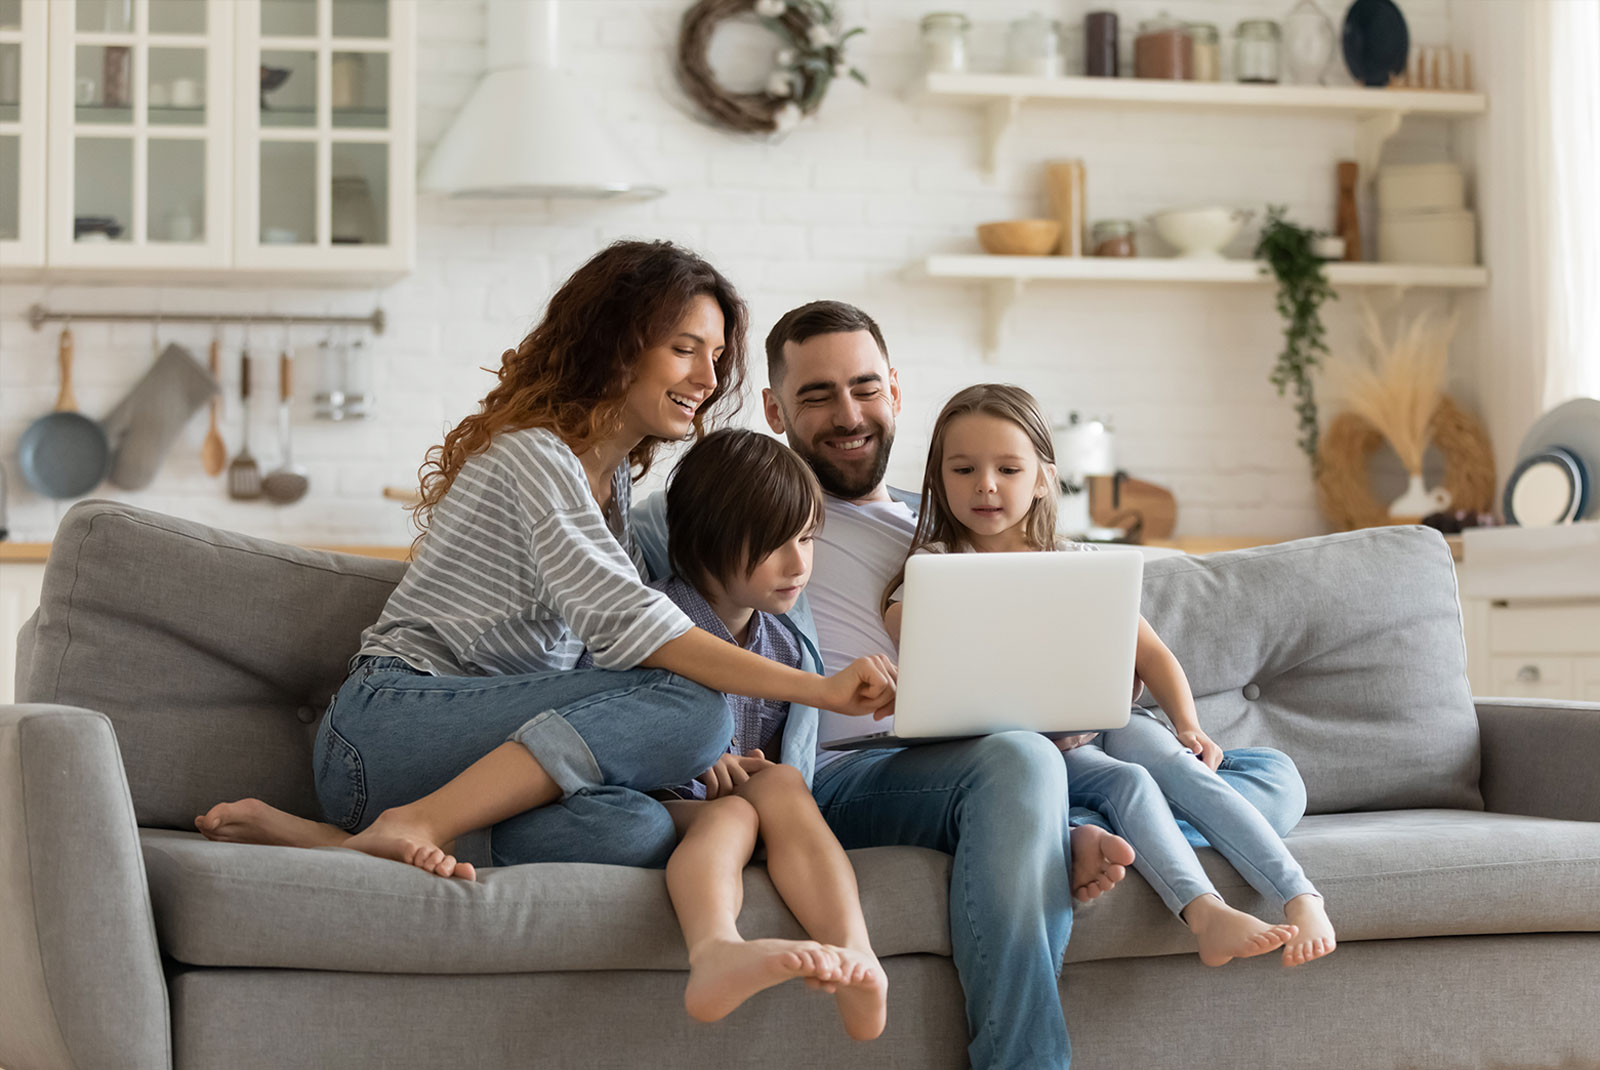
[738,764,813,810]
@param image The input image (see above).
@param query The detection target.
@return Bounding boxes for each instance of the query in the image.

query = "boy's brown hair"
[667,429,825,594]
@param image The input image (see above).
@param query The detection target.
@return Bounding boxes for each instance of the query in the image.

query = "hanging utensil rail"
[25,304,385,335]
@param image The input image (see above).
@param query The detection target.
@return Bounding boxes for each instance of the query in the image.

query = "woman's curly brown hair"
[411,240,749,543]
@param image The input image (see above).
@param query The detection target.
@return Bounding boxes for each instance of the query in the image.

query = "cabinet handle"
[1516,664,1541,683]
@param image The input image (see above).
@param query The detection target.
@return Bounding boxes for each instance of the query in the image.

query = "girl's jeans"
[312,656,732,868]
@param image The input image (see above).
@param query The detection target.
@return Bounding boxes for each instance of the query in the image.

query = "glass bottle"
[920,13,970,75]
[1186,23,1221,82]
[1234,20,1281,84]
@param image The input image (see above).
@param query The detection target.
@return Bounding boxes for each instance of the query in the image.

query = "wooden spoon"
[200,336,227,477]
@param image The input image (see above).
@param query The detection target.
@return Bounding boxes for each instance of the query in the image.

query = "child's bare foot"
[341,807,476,881]
[683,938,841,1023]
[828,946,888,1041]
[1282,894,1336,967]
[1183,894,1297,967]
[1070,824,1136,902]
[195,798,349,848]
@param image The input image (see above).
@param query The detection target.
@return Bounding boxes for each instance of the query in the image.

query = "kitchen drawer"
[1489,656,1577,700]
[1487,603,1600,656]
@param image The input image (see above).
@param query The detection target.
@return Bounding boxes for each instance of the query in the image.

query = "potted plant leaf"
[1255,206,1337,468]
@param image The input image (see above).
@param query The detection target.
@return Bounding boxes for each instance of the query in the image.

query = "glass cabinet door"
[238,0,413,273]
[47,0,232,267]
[0,0,46,269]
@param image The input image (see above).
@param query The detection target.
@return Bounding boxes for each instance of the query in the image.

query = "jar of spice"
[920,13,971,74]
[1091,220,1137,258]
[1135,13,1193,80]
[1084,11,1119,78]
[1234,20,1282,84]
[1008,13,1064,78]
[1186,22,1221,81]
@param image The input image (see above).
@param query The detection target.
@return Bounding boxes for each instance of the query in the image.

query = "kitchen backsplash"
[1,0,1466,547]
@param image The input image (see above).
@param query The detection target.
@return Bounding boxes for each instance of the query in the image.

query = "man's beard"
[788,423,895,500]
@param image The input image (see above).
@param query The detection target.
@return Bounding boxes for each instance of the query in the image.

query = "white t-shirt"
[808,495,919,764]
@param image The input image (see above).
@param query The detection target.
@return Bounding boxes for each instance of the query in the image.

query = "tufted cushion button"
[296,705,318,724]
[1242,683,1261,701]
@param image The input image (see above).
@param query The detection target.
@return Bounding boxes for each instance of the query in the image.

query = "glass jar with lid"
[1186,22,1221,81]
[1008,13,1064,78]
[1091,220,1137,258]
[920,13,971,75]
[1135,12,1193,80]
[1234,19,1282,84]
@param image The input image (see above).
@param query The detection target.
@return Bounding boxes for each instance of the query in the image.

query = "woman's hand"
[819,655,898,720]
[1175,728,1224,772]
[698,750,780,799]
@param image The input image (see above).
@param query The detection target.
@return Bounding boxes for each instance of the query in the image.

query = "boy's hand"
[820,655,898,720]
[735,750,777,775]
[1176,728,1224,771]
[698,753,752,799]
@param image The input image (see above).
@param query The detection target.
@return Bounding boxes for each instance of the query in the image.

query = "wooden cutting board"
[1089,474,1178,541]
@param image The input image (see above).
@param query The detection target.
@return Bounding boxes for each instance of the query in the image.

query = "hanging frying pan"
[17,327,112,499]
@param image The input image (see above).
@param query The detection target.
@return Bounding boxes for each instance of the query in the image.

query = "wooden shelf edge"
[918,256,1489,289]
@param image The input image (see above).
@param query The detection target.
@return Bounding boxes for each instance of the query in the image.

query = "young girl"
[881,383,1336,969]
[199,429,888,1038]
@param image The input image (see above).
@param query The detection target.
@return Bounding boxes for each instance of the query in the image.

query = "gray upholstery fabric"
[1063,934,1600,1069]
[1140,526,1481,813]
[17,500,404,830]
[0,704,170,1070]
[1478,697,1600,822]
[143,833,952,972]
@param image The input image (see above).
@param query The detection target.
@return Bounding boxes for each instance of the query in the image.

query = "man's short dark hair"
[667,429,824,595]
[764,300,889,388]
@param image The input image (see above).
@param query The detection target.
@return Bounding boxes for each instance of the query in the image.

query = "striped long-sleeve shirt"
[357,427,693,675]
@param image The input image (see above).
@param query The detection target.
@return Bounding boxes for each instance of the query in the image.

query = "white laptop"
[822,549,1143,750]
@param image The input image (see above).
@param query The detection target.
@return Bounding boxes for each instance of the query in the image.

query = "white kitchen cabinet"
[0,561,45,704]
[0,0,48,269]
[1464,599,1600,703]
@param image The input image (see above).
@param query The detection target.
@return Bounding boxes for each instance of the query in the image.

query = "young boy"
[196,429,888,1039]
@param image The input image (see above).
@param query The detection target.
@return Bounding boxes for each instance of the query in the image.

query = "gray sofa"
[3,500,1598,1070]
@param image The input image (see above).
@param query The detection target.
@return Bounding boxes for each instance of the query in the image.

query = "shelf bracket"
[982,98,1022,181]
[982,278,1025,361]
[1355,110,1406,189]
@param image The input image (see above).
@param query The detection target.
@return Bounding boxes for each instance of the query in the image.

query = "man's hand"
[819,655,898,720]
[1054,732,1099,753]
[1175,728,1224,772]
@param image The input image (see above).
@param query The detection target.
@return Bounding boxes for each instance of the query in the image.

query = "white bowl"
[1150,207,1252,260]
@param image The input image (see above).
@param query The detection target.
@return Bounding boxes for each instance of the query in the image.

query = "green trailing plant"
[1255,206,1337,466]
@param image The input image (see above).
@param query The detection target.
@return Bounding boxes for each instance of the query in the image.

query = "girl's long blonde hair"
[882,383,1060,612]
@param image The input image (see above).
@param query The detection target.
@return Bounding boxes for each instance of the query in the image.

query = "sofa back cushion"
[16,501,404,829]
[1139,526,1480,813]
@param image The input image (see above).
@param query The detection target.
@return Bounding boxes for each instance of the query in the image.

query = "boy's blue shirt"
[632,486,923,784]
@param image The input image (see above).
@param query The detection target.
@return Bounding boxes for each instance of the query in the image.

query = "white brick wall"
[1,0,1479,547]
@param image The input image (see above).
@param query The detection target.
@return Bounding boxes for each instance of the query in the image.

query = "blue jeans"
[1067,716,1317,917]
[814,733,1308,1070]
[312,656,732,868]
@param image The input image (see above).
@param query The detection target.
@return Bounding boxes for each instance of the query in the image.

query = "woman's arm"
[1132,616,1222,770]
[641,627,896,720]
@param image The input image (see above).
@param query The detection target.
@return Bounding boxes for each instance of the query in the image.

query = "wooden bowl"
[977,219,1062,256]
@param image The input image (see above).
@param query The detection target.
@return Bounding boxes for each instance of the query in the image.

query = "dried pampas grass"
[1322,302,1459,475]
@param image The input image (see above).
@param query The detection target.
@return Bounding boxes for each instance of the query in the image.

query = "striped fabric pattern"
[358,427,692,675]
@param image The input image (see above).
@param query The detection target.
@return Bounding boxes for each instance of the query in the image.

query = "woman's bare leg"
[736,764,888,1041]
[664,798,844,1022]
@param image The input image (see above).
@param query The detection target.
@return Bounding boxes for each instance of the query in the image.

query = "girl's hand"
[1055,732,1098,752]
[1176,728,1224,772]
[820,655,898,719]
[698,753,751,799]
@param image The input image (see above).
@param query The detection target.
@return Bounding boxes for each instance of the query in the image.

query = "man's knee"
[968,731,1068,799]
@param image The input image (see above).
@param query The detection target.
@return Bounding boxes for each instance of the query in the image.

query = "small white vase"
[1389,473,1451,520]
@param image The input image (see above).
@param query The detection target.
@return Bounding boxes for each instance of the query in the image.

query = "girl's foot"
[341,807,476,881]
[683,938,841,1023]
[1070,824,1136,902]
[1183,894,1297,967]
[828,946,888,1041]
[1282,894,1337,967]
[195,798,349,848]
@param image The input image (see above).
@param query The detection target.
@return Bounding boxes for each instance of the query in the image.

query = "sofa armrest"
[0,704,171,1070]
[1477,697,1600,822]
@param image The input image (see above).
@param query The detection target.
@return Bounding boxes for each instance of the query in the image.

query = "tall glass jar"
[1008,13,1063,78]
[1234,19,1281,84]
[1186,22,1221,81]
[1135,13,1193,80]
[920,13,970,75]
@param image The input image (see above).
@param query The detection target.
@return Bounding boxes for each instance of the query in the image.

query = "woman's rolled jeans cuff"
[510,709,604,797]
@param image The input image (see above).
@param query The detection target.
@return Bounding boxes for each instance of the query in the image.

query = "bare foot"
[195,798,349,848]
[341,807,477,881]
[1282,894,1336,967]
[1070,824,1136,902]
[1184,894,1297,967]
[828,946,888,1041]
[683,938,841,1023]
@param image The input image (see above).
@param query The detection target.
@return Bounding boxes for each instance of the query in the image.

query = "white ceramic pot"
[1378,211,1477,265]
[1150,207,1252,260]
[1390,473,1452,520]
[1378,163,1465,217]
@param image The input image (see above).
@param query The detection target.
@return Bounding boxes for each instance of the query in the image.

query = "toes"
[455,861,478,881]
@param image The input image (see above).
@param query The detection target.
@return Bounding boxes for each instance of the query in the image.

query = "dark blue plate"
[1342,0,1409,87]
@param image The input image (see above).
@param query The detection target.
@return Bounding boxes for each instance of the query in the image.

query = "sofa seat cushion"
[1067,809,1600,963]
[141,831,952,973]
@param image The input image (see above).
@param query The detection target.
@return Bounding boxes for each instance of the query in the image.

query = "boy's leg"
[735,764,887,1041]
[813,731,1074,1070]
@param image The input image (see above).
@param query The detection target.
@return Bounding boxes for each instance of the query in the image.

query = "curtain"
[1542,0,1600,406]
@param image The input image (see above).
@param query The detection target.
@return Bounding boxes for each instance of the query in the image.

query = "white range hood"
[420,0,663,200]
